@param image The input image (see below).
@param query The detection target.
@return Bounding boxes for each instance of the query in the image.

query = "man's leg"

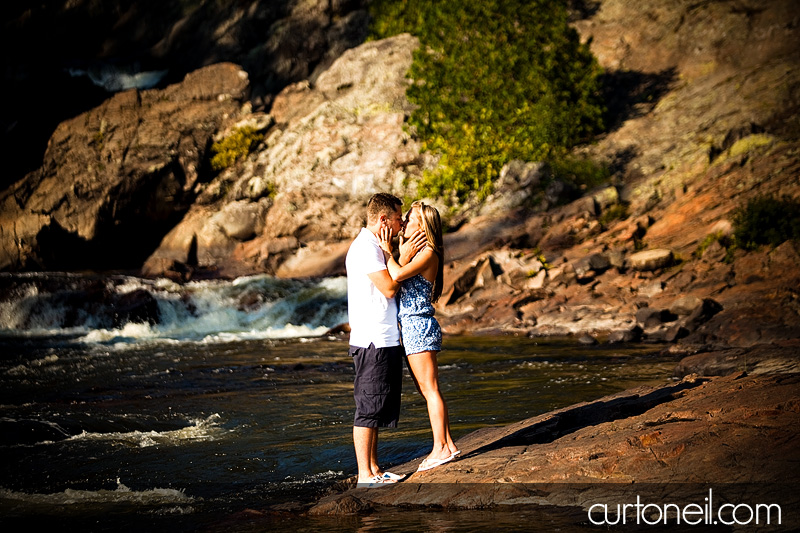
[354,425,377,481]
[370,428,380,476]
[352,344,402,481]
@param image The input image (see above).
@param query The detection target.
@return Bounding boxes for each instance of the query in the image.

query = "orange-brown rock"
[310,370,800,514]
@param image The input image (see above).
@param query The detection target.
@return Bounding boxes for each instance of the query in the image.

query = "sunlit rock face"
[143,33,424,279]
[2,0,799,351]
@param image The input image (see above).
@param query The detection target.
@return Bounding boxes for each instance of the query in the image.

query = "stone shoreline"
[222,341,800,524]
[307,375,799,523]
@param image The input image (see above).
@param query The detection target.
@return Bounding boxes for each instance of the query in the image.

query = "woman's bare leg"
[406,351,459,462]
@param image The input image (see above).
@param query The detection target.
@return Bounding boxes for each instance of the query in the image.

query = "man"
[345,192,409,486]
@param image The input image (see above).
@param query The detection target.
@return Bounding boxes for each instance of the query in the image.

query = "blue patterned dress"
[398,275,442,355]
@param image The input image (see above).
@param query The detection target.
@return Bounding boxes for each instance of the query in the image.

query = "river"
[0,272,678,531]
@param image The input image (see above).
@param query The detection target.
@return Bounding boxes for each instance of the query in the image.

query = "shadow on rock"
[600,68,678,132]
[464,377,708,458]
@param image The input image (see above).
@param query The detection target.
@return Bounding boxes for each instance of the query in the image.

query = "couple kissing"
[345,193,459,487]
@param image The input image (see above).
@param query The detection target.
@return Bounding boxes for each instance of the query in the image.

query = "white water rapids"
[0,273,348,346]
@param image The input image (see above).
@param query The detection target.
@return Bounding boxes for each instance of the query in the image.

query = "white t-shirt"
[346,228,400,348]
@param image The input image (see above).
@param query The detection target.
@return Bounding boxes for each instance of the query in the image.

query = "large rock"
[211,200,271,242]
[469,160,549,218]
[310,372,800,514]
[674,344,800,377]
[574,0,800,220]
[2,0,371,191]
[427,0,800,350]
[0,63,249,272]
[669,295,704,316]
[573,253,611,280]
[591,185,619,212]
[143,34,423,278]
[627,249,673,271]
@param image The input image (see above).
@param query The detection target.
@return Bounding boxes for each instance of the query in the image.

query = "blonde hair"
[410,201,444,303]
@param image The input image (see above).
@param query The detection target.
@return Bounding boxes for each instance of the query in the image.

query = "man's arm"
[368,269,399,299]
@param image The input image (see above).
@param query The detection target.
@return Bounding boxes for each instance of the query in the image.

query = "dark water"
[0,332,678,531]
[0,272,683,530]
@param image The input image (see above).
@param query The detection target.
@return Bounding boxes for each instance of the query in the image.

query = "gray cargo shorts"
[350,343,404,428]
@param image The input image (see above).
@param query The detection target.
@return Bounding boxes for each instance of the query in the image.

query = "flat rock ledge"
[627,249,674,271]
[308,370,800,517]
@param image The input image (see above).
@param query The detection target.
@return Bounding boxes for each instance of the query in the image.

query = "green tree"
[370,0,605,203]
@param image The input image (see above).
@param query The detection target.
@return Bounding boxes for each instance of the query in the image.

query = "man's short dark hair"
[366,193,402,225]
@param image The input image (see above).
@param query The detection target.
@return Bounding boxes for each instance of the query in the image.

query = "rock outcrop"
[430,0,800,347]
[2,0,798,349]
[143,33,424,279]
[0,63,250,272]
[2,0,371,191]
[305,370,800,516]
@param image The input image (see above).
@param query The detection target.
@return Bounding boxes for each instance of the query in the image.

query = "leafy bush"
[732,195,800,250]
[598,203,629,227]
[728,134,775,159]
[549,155,611,193]
[369,0,606,203]
[210,126,264,171]
[693,231,734,260]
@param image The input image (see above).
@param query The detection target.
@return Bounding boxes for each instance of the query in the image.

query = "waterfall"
[67,65,168,92]
[0,273,348,345]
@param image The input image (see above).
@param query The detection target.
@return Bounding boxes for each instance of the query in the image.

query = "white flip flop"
[417,453,455,472]
[382,471,406,481]
[356,475,396,488]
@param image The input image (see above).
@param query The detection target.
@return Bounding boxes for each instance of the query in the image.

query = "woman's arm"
[398,230,426,266]
[379,227,428,281]
[387,247,436,282]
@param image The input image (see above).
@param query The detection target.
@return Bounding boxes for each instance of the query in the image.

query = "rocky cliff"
[434,0,800,348]
[141,33,426,279]
[3,1,799,522]
[1,0,371,191]
[2,0,799,348]
[0,63,250,271]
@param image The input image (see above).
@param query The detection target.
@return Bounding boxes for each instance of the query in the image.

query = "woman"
[379,201,460,471]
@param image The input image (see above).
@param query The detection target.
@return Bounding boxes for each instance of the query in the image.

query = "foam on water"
[0,413,228,448]
[0,479,191,506]
[68,66,168,92]
[64,414,228,448]
[282,469,345,485]
[80,322,159,344]
[5,354,61,377]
